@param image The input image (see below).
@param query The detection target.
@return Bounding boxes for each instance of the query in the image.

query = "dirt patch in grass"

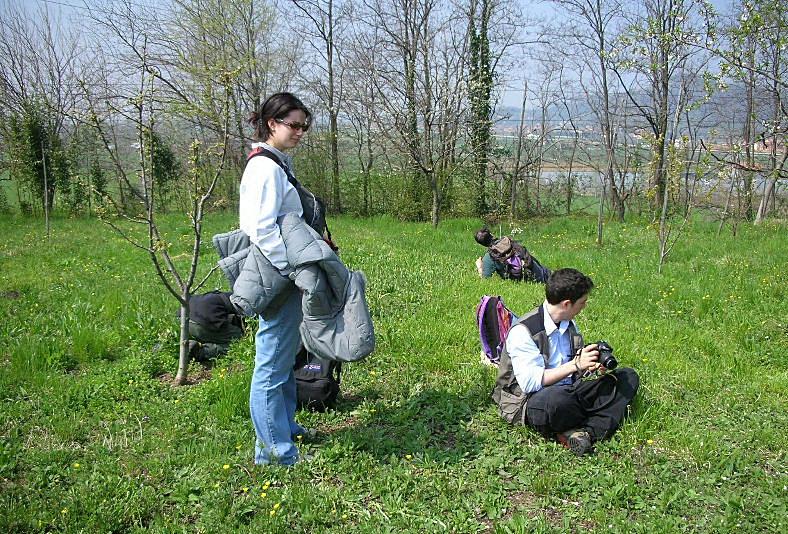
[157,361,245,385]
[1,290,21,299]
[158,368,213,385]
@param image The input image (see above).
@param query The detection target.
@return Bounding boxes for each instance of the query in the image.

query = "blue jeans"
[250,288,305,465]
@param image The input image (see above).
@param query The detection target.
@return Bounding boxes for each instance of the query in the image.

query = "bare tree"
[549,0,629,223]
[615,0,710,215]
[357,0,470,227]
[287,0,348,213]
[343,22,384,215]
[79,1,238,385]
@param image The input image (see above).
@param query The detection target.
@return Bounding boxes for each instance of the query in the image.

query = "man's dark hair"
[248,92,312,141]
[545,268,594,304]
[475,228,495,247]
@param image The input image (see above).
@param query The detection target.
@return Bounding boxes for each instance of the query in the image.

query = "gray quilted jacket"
[212,213,375,362]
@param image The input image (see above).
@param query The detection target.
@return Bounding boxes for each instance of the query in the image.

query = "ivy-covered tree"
[5,105,71,215]
[468,0,493,217]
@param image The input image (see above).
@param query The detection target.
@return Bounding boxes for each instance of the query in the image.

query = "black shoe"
[558,429,594,456]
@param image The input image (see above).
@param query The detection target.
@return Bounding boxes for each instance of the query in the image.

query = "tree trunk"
[511,81,528,219]
[717,167,737,236]
[743,35,756,220]
[431,182,440,228]
[754,174,779,224]
[328,3,341,215]
[566,134,577,215]
[596,172,604,246]
[657,162,671,273]
[754,68,783,225]
[174,300,191,386]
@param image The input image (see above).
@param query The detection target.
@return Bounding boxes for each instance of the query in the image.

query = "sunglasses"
[275,118,310,132]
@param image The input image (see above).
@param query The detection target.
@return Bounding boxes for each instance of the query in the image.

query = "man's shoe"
[558,429,594,456]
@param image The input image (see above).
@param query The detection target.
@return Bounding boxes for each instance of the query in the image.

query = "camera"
[594,341,618,370]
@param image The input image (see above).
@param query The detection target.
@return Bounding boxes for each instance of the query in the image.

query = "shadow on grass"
[322,386,490,465]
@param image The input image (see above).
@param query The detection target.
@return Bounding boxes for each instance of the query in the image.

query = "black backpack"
[294,346,342,412]
[179,291,245,361]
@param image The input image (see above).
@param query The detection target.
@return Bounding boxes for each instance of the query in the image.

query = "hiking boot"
[557,429,594,456]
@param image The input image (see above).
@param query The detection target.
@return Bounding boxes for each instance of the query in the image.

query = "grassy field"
[0,212,786,533]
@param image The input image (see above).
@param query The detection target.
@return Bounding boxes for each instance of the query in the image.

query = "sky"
[19,0,737,112]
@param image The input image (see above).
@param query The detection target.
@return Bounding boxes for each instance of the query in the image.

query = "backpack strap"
[247,146,300,187]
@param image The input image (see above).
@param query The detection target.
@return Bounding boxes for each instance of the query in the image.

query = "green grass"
[0,212,786,533]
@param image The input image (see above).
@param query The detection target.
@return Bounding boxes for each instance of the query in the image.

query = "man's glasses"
[275,118,310,132]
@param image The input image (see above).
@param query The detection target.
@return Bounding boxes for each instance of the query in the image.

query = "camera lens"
[596,341,618,370]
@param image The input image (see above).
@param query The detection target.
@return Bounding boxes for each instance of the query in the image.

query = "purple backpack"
[504,255,523,279]
[476,295,517,366]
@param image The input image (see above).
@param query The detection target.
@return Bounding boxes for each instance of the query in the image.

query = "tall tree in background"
[358,0,470,227]
[468,0,493,216]
[740,1,787,225]
[551,0,626,221]
[616,0,709,215]
[343,23,382,216]
[289,0,346,213]
[690,0,786,225]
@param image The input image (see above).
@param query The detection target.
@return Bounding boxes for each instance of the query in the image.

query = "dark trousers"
[525,368,639,442]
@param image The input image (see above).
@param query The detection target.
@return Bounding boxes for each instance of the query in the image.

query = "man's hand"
[576,343,601,372]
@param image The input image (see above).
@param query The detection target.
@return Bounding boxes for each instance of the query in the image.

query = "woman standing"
[240,93,312,466]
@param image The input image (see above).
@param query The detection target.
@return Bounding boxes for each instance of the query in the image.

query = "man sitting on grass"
[491,268,639,455]
[474,228,551,283]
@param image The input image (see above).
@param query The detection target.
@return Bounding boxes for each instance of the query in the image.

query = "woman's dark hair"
[545,268,595,304]
[248,92,312,141]
[475,228,495,247]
